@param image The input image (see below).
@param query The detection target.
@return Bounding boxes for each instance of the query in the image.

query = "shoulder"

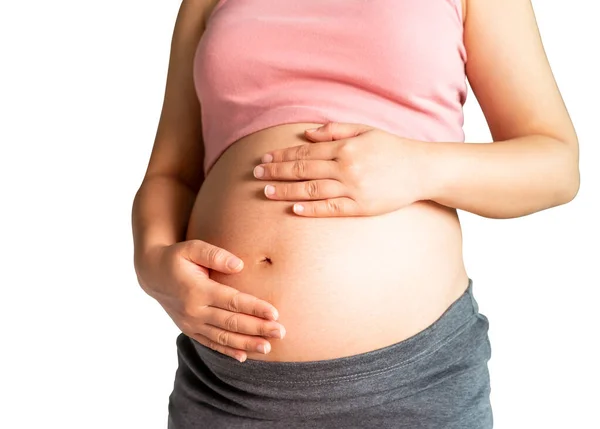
[175,0,220,34]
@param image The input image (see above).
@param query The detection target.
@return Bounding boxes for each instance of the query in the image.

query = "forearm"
[421,135,580,219]
[131,175,199,271]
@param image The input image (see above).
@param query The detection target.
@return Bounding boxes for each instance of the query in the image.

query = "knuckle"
[182,239,198,255]
[248,296,263,318]
[348,161,362,175]
[338,141,356,157]
[223,313,240,332]
[216,329,230,346]
[350,169,365,187]
[259,322,272,337]
[181,299,198,318]
[207,339,221,352]
[296,144,310,160]
[226,290,242,312]
[181,304,195,319]
[278,184,289,198]
[323,122,336,133]
[267,165,278,179]
[177,317,194,335]
[241,338,254,351]
[306,181,320,198]
[269,163,279,177]
[206,246,226,265]
[292,160,306,178]
[170,251,186,273]
[326,198,342,213]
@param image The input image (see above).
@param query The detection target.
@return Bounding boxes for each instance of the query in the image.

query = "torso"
[187,0,469,362]
[186,122,470,362]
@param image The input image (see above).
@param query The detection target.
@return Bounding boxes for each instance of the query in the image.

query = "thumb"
[183,240,244,274]
[304,122,374,141]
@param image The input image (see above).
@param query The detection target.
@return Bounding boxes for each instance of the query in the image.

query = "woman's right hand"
[135,240,286,362]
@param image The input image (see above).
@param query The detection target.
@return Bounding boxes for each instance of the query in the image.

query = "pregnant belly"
[186,123,469,362]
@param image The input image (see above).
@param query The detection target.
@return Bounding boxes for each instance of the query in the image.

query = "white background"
[1,1,598,428]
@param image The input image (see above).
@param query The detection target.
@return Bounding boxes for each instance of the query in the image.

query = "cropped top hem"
[195,0,468,176]
[204,105,466,177]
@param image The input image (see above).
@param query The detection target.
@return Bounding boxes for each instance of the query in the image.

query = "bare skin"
[132,0,578,363]
[132,0,284,363]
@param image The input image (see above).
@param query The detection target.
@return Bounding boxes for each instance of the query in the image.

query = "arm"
[132,1,211,278]
[130,3,285,362]
[423,0,580,219]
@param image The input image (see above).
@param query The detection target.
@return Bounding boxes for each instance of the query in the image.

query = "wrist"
[413,139,446,202]
[134,243,169,289]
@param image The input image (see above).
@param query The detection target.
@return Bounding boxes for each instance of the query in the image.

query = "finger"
[293,197,361,217]
[208,282,281,321]
[195,324,274,356]
[183,240,244,274]
[264,179,345,201]
[255,159,339,181]
[201,305,286,338]
[304,122,374,142]
[261,141,340,164]
[190,333,249,362]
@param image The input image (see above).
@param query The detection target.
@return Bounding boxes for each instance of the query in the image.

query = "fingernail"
[306,128,319,133]
[268,328,282,338]
[270,326,286,338]
[264,311,278,320]
[261,153,273,163]
[226,257,243,270]
[253,165,264,178]
[257,343,271,354]
[293,204,304,213]
[264,185,275,196]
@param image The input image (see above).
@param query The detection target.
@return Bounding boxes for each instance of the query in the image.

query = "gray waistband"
[192,277,477,386]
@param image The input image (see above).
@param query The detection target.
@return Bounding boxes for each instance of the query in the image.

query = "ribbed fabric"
[194,0,467,176]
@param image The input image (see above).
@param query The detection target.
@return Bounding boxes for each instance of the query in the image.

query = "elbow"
[557,176,579,206]
[561,169,580,204]
[558,141,580,205]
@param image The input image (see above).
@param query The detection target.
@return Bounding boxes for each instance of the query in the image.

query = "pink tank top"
[194,0,467,176]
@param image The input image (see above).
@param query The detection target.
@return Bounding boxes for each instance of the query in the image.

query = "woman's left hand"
[253,122,432,217]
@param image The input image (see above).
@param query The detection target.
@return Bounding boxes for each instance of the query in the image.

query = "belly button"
[259,256,273,265]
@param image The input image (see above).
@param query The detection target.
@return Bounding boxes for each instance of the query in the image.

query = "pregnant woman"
[132,0,580,427]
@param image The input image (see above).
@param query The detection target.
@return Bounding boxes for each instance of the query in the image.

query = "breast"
[195,0,467,176]
[185,123,469,362]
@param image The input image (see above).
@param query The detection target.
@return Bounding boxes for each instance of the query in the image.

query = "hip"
[168,278,493,428]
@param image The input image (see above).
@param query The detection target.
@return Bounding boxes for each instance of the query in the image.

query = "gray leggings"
[167,278,493,428]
